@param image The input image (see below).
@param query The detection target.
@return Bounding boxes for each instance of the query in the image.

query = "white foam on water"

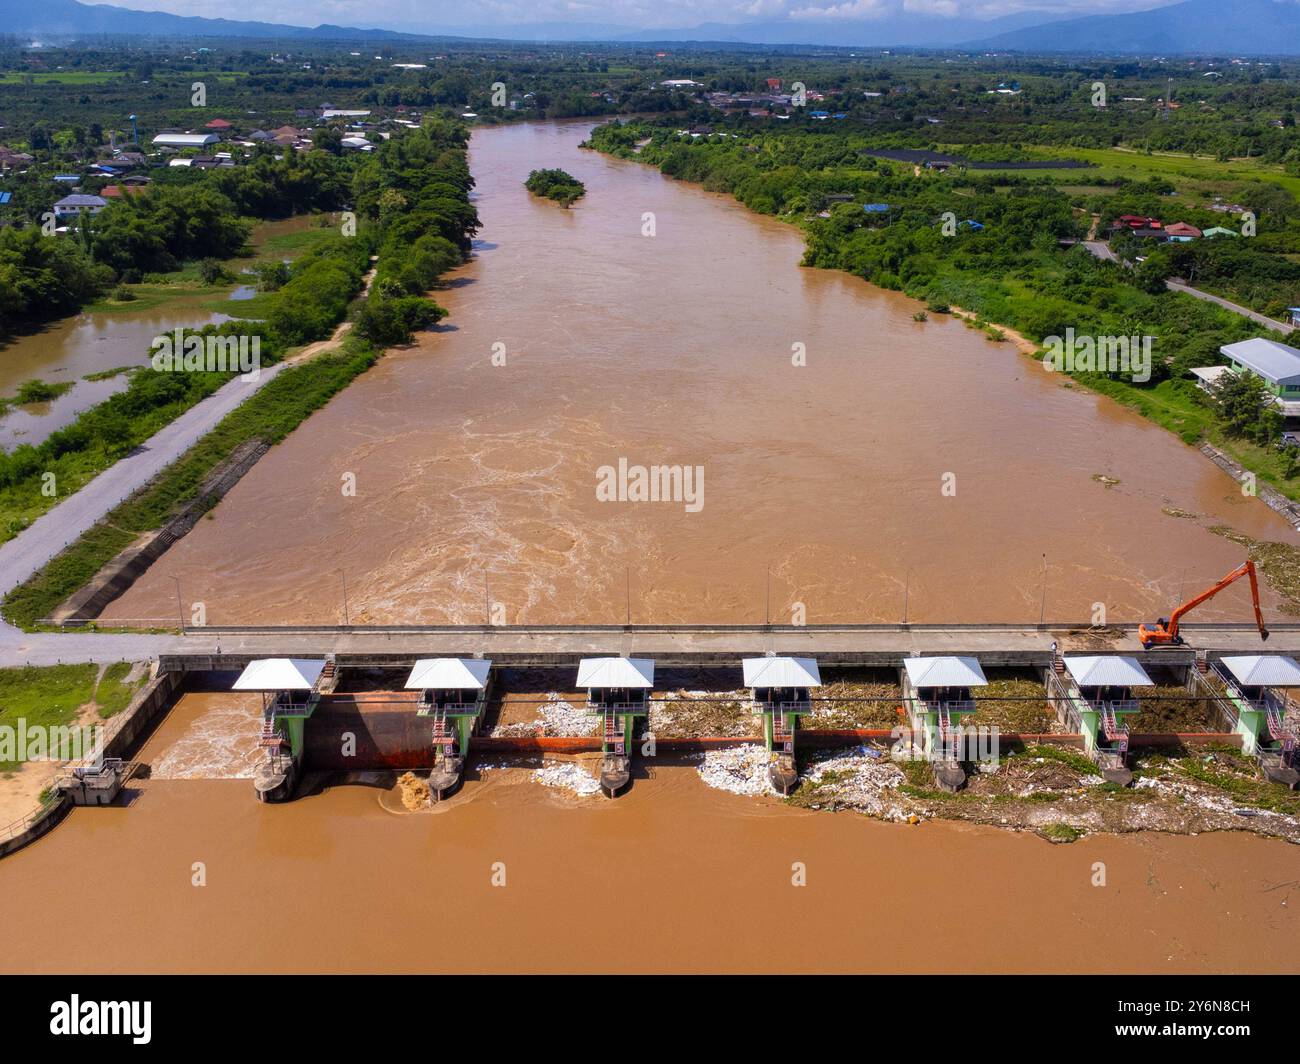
[151,701,263,780]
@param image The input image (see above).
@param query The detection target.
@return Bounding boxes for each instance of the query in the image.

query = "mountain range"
[4,0,1300,56]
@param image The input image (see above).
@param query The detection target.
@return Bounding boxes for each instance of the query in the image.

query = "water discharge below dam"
[100,119,1296,628]
[0,691,1297,974]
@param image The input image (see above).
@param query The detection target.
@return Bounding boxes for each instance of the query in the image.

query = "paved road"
[1082,239,1120,263]
[1165,279,1296,334]
[0,266,382,665]
[0,365,290,610]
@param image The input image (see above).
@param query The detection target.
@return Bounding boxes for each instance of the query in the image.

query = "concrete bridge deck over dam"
[132,620,1292,671]
[2,620,1290,670]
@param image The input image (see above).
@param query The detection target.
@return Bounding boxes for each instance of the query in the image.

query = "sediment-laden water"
[100,119,1296,627]
[0,690,1296,974]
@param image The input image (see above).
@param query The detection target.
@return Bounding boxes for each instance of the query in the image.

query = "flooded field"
[0,215,321,448]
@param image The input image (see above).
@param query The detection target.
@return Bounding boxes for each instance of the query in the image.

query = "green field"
[1040,145,1300,199]
[0,71,124,85]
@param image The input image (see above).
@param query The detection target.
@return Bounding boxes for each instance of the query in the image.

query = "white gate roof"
[576,657,655,688]
[742,656,822,688]
[404,658,492,690]
[233,658,325,691]
[903,656,988,688]
[1062,655,1153,688]
[1220,655,1300,687]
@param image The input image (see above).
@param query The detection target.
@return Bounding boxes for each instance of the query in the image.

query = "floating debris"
[396,771,431,811]
[650,689,755,737]
[791,745,911,819]
[966,677,1055,732]
[803,681,902,729]
[1091,474,1121,488]
[534,760,602,797]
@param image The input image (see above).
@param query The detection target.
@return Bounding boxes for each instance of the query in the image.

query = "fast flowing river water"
[0,691,1296,973]
[101,119,1297,627]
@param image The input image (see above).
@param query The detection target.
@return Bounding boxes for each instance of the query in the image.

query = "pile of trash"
[794,746,912,819]
[697,745,776,796]
[491,693,598,737]
[534,760,603,797]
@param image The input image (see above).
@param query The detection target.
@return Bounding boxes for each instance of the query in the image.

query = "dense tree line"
[351,119,480,345]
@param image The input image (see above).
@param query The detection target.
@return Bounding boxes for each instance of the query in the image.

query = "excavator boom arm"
[1166,561,1267,639]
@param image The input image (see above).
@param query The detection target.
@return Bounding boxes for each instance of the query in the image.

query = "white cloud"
[95,0,1178,32]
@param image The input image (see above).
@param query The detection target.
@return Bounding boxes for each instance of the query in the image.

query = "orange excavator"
[1138,560,1269,648]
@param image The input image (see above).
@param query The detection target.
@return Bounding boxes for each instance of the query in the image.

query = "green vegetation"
[1175,750,1300,816]
[524,168,586,207]
[0,664,142,768]
[94,662,147,718]
[1038,822,1084,843]
[13,379,73,405]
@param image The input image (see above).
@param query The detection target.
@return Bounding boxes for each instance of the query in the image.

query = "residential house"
[0,147,34,171]
[1164,222,1202,239]
[52,193,107,222]
[1194,337,1300,426]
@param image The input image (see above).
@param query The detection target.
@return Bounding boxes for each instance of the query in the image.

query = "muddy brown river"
[0,692,1296,974]
[104,119,1295,626]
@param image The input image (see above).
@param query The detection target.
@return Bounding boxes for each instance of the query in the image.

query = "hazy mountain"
[0,0,423,40]
[967,0,1300,54]
[1,1,1066,49]
[8,0,1300,56]
[608,11,1064,48]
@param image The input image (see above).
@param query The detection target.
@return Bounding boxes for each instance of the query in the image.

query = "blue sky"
[99,0,1175,33]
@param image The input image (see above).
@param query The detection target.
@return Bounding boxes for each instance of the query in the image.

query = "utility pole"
[173,576,185,630]
[340,570,350,627]
[1038,554,1048,625]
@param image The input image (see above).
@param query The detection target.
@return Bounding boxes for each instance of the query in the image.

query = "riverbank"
[587,121,1300,512]
[0,661,148,825]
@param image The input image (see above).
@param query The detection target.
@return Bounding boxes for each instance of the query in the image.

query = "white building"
[151,133,219,149]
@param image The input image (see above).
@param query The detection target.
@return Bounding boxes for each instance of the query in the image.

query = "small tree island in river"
[525,168,586,207]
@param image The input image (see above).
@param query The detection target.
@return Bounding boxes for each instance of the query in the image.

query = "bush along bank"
[586,120,1300,502]
[3,121,480,630]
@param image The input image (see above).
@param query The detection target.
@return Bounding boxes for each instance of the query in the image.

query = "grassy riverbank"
[3,338,381,629]
[0,227,374,544]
